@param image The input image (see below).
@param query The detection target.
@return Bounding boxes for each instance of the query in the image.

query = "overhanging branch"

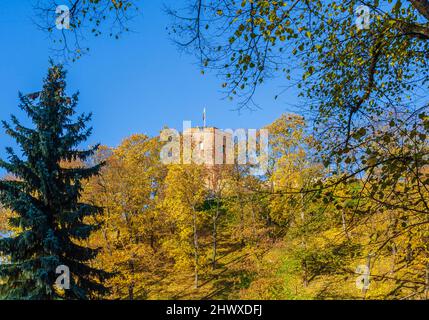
[409,0,429,21]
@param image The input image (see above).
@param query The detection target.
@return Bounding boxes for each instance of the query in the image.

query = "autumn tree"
[83,135,167,299]
[163,164,210,289]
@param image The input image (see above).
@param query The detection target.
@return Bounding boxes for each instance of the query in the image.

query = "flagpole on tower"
[203,108,206,128]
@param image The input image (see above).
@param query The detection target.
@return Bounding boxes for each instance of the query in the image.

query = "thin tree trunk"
[239,197,245,247]
[341,209,350,239]
[300,193,308,287]
[425,262,429,299]
[193,211,199,289]
[128,257,135,300]
[212,201,219,270]
[390,242,397,274]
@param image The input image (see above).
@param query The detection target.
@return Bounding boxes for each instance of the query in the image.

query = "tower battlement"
[183,126,233,166]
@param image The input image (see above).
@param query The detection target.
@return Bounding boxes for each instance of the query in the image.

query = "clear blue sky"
[0,0,299,175]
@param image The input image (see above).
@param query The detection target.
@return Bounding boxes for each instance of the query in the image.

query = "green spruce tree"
[0,64,109,299]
